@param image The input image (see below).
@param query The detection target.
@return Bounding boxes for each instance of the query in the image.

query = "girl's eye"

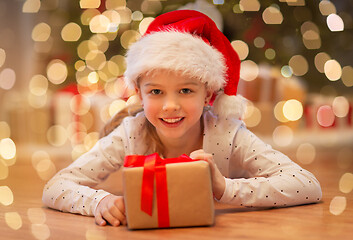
[180,88,192,94]
[151,89,162,95]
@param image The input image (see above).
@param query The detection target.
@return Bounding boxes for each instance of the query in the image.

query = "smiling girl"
[42,10,322,227]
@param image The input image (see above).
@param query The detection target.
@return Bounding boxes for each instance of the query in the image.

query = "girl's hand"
[190,149,225,200]
[95,194,126,227]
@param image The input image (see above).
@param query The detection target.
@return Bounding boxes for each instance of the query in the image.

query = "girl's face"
[136,70,212,144]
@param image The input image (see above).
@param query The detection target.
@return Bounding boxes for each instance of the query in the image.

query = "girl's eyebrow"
[179,81,201,86]
[143,83,162,87]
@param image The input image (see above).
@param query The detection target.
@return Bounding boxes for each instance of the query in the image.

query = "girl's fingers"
[95,213,106,226]
[109,203,126,225]
[101,209,121,227]
[190,149,205,158]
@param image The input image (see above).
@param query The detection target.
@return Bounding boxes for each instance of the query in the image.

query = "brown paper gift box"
[123,160,214,229]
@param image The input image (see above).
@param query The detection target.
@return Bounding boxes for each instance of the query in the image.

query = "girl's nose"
[162,96,181,111]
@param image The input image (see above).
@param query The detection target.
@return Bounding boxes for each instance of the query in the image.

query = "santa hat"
[124,10,247,118]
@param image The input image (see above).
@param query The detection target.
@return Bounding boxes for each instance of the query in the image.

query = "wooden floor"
[1,145,352,240]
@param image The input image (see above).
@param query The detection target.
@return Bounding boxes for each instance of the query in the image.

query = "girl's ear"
[204,90,213,106]
[135,86,142,100]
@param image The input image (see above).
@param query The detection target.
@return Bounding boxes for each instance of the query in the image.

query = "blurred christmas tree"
[48,0,352,95]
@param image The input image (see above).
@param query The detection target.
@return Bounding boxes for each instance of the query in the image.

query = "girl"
[42,10,322,227]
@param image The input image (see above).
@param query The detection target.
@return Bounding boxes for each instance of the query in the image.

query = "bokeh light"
[35,157,56,181]
[296,143,316,164]
[106,0,126,9]
[274,101,288,123]
[80,0,101,9]
[89,15,110,33]
[301,21,321,49]
[332,96,349,118]
[231,40,249,60]
[0,48,5,67]
[126,94,141,106]
[71,144,87,161]
[85,50,106,70]
[319,0,336,16]
[262,6,283,24]
[61,22,82,41]
[132,11,143,21]
[32,23,51,42]
[0,186,14,206]
[254,37,265,48]
[0,138,16,160]
[272,125,293,147]
[239,0,260,12]
[283,99,303,121]
[324,59,342,81]
[0,121,11,139]
[81,9,100,25]
[29,75,48,96]
[314,52,331,73]
[102,11,120,32]
[27,208,46,224]
[339,173,353,194]
[329,196,346,215]
[0,68,16,90]
[78,40,98,60]
[28,92,48,109]
[46,59,68,85]
[31,223,51,240]
[120,30,141,49]
[141,0,162,15]
[281,65,293,78]
[289,55,308,76]
[22,0,41,13]
[0,159,9,180]
[31,151,50,169]
[341,66,353,87]
[86,229,107,240]
[84,132,99,151]
[90,34,109,53]
[115,7,132,24]
[139,17,154,35]
[243,103,262,128]
[109,99,126,117]
[327,14,344,32]
[5,212,22,230]
[240,60,259,81]
[47,125,68,147]
[265,48,276,60]
[70,95,91,116]
[317,105,335,127]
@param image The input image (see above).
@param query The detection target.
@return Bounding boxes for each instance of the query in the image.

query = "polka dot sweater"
[42,111,322,216]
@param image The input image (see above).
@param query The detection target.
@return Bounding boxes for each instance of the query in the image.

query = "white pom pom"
[211,93,248,119]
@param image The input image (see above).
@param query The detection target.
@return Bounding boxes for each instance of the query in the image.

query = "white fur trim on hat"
[124,30,227,91]
[211,93,247,119]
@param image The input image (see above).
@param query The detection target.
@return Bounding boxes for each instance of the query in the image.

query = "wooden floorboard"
[1,146,352,240]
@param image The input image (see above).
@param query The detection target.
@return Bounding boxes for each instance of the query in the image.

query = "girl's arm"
[218,125,322,207]
[42,129,125,216]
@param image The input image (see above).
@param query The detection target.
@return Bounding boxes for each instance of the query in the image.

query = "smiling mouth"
[161,117,184,123]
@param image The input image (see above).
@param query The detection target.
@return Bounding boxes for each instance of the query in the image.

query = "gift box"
[123,153,214,229]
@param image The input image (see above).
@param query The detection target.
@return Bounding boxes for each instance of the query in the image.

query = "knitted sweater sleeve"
[218,124,322,207]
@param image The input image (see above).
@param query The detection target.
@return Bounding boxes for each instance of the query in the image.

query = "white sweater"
[42,111,322,216]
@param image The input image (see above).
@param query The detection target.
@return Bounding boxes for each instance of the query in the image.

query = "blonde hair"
[99,104,164,155]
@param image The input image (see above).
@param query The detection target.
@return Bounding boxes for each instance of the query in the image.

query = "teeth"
[162,118,182,123]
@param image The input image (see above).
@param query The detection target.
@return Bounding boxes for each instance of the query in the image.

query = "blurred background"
[0,0,352,182]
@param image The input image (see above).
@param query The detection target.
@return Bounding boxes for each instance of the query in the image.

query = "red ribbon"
[124,153,200,228]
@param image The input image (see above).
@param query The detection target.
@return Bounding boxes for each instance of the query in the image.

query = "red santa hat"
[124,10,246,118]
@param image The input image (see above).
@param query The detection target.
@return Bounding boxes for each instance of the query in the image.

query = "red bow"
[124,153,200,228]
